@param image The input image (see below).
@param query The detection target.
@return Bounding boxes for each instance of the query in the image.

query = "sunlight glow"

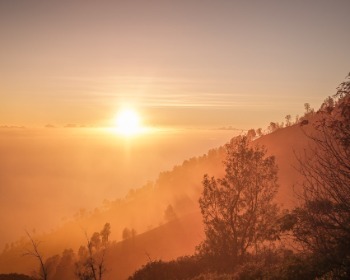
[115,108,142,136]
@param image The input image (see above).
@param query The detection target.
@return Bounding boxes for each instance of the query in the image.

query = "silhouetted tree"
[122,227,135,241]
[246,129,256,140]
[164,204,177,222]
[51,249,75,280]
[320,96,335,113]
[131,228,136,239]
[256,128,263,137]
[128,256,206,280]
[198,136,280,269]
[44,255,60,279]
[23,231,48,280]
[100,223,111,244]
[285,115,292,126]
[122,227,131,240]
[75,223,111,280]
[304,102,315,118]
[304,103,311,114]
[293,74,350,277]
[268,122,278,133]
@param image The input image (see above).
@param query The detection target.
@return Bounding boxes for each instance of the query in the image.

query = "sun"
[115,108,141,136]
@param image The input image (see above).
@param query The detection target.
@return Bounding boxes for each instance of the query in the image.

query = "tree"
[293,73,350,277]
[198,136,280,269]
[268,122,280,133]
[75,223,111,280]
[256,128,263,137]
[51,249,75,280]
[128,256,205,280]
[23,231,48,280]
[320,96,335,113]
[285,115,292,126]
[304,103,311,114]
[43,255,60,280]
[100,223,111,245]
[122,227,131,241]
[164,204,177,222]
[246,129,256,140]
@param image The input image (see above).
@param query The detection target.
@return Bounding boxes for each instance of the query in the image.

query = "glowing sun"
[115,108,141,136]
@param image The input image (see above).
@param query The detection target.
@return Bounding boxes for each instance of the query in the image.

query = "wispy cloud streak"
[50,75,274,108]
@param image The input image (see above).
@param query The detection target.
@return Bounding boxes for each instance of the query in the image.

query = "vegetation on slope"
[129,74,350,279]
[2,73,349,279]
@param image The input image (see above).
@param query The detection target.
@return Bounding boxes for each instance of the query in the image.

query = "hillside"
[0,119,315,279]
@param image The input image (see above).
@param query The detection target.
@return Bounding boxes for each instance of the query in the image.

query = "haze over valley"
[1,1,349,279]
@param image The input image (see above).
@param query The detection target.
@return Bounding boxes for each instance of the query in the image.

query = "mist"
[0,127,236,249]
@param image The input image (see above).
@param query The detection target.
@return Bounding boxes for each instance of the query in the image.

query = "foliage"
[164,204,178,222]
[49,249,76,280]
[285,115,292,126]
[198,136,280,270]
[268,122,279,132]
[122,227,136,240]
[189,273,235,280]
[127,248,324,280]
[256,128,263,137]
[304,103,311,114]
[292,73,350,278]
[246,129,256,140]
[75,223,111,280]
[0,274,35,280]
[128,256,208,280]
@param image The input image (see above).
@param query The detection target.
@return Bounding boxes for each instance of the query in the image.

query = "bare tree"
[23,231,48,280]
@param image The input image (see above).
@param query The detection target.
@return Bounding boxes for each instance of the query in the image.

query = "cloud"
[45,124,56,128]
[217,126,245,131]
[0,125,26,129]
[64,123,77,128]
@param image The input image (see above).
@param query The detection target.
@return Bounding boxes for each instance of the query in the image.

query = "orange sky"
[1,0,349,129]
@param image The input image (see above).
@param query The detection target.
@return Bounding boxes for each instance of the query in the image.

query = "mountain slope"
[0,120,315,278]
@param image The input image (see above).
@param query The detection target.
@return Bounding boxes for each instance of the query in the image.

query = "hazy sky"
[1,0,349,129]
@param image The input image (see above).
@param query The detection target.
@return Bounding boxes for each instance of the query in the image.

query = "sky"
[1,0,350,129]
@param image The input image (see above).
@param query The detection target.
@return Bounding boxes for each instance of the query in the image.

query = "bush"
[128,256,208,280]
[0,274,35,280]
